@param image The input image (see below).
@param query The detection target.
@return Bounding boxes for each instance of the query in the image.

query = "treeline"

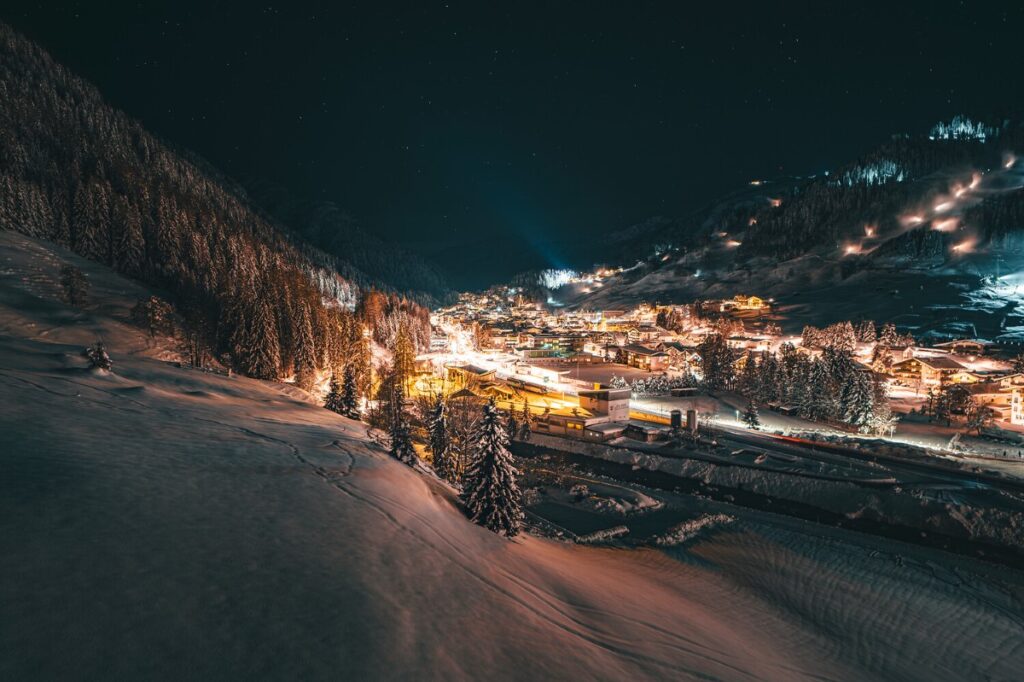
[0,23,429,384]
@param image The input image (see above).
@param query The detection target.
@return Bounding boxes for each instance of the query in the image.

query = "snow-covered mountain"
[533,119,1024,338]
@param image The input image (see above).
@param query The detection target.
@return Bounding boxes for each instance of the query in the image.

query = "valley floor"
[2,232,1023,681]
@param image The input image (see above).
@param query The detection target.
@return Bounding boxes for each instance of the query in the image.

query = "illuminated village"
[4,7,1024,680]
[413,286,1024,458]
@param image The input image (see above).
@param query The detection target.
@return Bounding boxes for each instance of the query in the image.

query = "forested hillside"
[612,118,1024,267]
[0,23,429,385]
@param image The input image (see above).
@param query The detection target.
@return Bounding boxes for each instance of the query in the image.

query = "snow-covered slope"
[2,231,1023,680]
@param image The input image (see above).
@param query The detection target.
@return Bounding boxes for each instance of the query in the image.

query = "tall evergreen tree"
[292,303,318,391]
[392,324,416,397]
[738,351,758,397]
[756,353,781,404]
[340,363,360,419]
[878,323,900,347]
[842,371,875,428]
[428,398,456,483]
[388,391,417,465]
[324,374,344,414]
[461,398,523,537]
[234,294,281,380]
[742,398,760,429]
[856,320,877,343]
[518,401,533,441]
[697,333,735,390]
[806,360,837,421]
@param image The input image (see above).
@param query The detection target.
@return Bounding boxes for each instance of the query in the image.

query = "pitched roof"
[622,344,666,356]
[917,356,966,370]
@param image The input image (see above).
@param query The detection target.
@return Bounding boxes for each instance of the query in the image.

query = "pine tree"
[324,374,344,414]
[507,409,519,442]
[841,371,875,428]
[756,353,780,404]
[131,296,174,338]
[388,392,417,465]
[84,341,112,371]
[461,398,523,537]
[518,402,533,441]
[392,324,416,397]
[292,303,318,391]
[879,323,899,347]
[738,351,758,397]
[856,320,877,343]
[234,294,280,380]
[428,398,457,483]
[698,333,734,390]
[806,360,837,421]
[340,363,360,419]
[741,398,760,429]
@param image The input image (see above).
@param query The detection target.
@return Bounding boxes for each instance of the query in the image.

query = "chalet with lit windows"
[963,382,1015,421]
[718,295,768,313]
[1012,388,1024,425]
[891,356,966,386]
[619,344,670,372]
[627,325,665,344]
[659,341,701,370]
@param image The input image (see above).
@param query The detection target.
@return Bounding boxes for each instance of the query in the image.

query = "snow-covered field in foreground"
[2,232,1024,681]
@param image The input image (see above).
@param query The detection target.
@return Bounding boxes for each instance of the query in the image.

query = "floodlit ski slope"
[1,232,1023,681]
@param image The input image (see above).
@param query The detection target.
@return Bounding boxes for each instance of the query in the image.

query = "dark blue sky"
[4,1,1022,287]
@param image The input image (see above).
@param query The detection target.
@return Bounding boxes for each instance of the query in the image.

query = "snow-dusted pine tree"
[292,303,318,391]
[428,398,456,483]
[506,410,519,442]
[737,351,758,397]
[388,393,417,465]
[878,322,899,347]
[841,371,875,428]
[518,402,532,441]
[741,398,760,429]
[84,341,112,371]
[235,294,280,380]
[340,363,360,419]
[324,374,343,414]
[461,398,523,537]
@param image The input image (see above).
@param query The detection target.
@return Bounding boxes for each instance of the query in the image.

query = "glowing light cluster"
[928,115,999,142]
[539,269,579,289]
[950,238,976,254]
[931,217,959,232]
[837,159,906,187]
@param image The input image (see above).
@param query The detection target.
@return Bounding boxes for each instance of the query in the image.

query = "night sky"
[3,1,1022,288]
